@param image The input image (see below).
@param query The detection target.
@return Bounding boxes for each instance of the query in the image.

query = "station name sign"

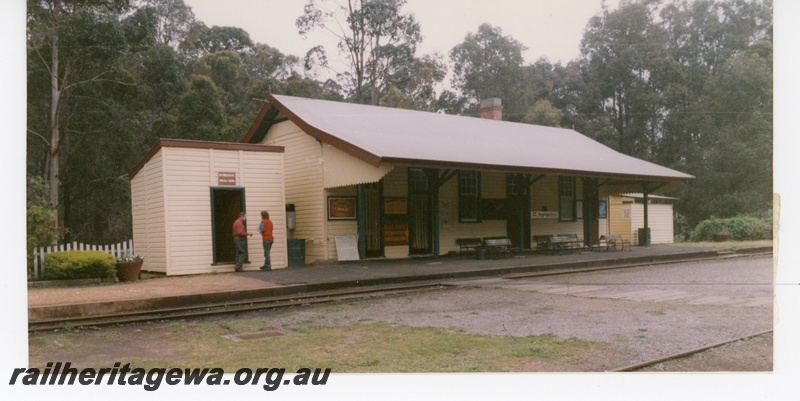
[218,172,236,186]
[531,211,559,219]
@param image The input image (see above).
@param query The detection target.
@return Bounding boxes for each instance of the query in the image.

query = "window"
[507,174,522,196]
[459,171,480,222]
[558,176,575,221]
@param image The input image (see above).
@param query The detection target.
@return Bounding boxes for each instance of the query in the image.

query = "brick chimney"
[479,98,503,120]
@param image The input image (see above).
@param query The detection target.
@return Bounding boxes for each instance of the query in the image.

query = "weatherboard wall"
[131,142,287,275]
[131,148,167,274]
[261,120,327,264]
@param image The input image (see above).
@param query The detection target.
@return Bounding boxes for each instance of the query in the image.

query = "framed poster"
[328,197,357,220]
[598,200,608,219]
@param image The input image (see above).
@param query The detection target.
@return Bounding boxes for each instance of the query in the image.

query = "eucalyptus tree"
[578,1,668,158]
[27,0,133,227]
[135,0,200,49]
[296,0,433,104]
[655,0,773,171]
[449,23,528,121]
[521,100,563,127]
[673,43,773,226]
[381,53,446,110]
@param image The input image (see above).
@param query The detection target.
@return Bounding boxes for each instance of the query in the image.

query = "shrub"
[690,216,773,242]
[43,251,117,280]
[26,176,66,273]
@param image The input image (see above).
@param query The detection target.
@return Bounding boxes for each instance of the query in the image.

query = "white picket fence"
[30,240,135,280]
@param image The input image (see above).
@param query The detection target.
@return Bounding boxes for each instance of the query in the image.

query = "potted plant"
[116,252,144,282]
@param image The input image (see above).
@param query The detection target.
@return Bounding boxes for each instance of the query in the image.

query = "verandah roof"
[243,94,694,192]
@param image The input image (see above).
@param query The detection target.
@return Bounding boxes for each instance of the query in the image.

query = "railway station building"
[235,95,692,266]
[129,95,691,275]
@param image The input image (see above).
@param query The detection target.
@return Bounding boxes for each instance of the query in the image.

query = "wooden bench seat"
[483,237,514,259]
[548,234,585,254]
[456,238,483,253]
[599,234,631,251]
[533,235,551,252]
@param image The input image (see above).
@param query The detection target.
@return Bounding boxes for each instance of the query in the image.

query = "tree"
[449,23,528,120]
[266,72,344,101]
[27,0,132,227]
[175,75,227,141]
[244,43,297,82]
[522,99,563,127]
[26,176,64,271]
[435,89,469,115]
[137,44,189,115]
[182,24,254,55]
[296,0,428,104]
[578,2,667,158]
[655,0,773,170]
[676,45,772,226]
[572,0,773,229]
[136,0,199,49]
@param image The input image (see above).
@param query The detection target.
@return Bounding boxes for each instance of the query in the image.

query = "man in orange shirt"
[232,212,252,272]
[258,210,274,270]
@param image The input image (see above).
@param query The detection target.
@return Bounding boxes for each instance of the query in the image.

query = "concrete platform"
[27,245,772,322]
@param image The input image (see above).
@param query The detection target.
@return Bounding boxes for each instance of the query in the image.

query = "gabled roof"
[243,94,693,189]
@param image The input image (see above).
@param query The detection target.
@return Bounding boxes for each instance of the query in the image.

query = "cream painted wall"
[262,121,326,265]
[131,144,286,276]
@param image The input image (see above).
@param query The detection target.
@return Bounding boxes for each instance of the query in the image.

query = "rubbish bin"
[476,247,487,260]
[637,228,651,246]
[287,239,305,267]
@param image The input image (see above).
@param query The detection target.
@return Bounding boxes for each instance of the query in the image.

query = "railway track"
[610,330,773,372]
[28,282,451,332]
[29,251,771,332]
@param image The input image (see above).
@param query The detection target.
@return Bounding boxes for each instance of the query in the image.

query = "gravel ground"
[261,255,773,370]
[29,255,773,372]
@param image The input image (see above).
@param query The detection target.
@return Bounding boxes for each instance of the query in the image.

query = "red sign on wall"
[218,172,236,186]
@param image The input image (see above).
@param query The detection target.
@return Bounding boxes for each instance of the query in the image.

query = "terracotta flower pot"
[117,261,143,282]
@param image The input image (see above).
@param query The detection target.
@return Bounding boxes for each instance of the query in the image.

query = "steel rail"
[28,282,451,332]
[610,330,773,372]
[29,251,772,333]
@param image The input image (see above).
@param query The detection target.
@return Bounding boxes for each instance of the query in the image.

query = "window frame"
[558,176,576,222]
[458,170,480,223]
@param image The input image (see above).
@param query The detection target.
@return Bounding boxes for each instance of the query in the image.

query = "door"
[362,182,383,258]
[506,174,531,249]
[408,168,434,255]
[211,187,246,264]
[582,178,600,247]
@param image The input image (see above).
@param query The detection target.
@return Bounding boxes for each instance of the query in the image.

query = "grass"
[30,320,606,373]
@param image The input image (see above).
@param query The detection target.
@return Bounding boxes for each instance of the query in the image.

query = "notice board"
[384,218,409,246]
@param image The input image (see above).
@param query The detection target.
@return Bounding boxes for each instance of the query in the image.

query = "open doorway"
[506,173,531,249]
[408,168,434,255]
[211,187,246,264]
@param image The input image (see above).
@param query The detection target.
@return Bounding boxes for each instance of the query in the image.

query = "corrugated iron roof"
[245,94,693,185]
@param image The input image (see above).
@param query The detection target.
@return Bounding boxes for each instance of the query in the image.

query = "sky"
[183,0,621,71]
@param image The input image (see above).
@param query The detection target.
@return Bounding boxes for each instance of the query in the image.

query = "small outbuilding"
[608,193,677,245]
[128,139,287,275]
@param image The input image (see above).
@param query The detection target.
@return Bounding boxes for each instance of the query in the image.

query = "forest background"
[24,0,773,247]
